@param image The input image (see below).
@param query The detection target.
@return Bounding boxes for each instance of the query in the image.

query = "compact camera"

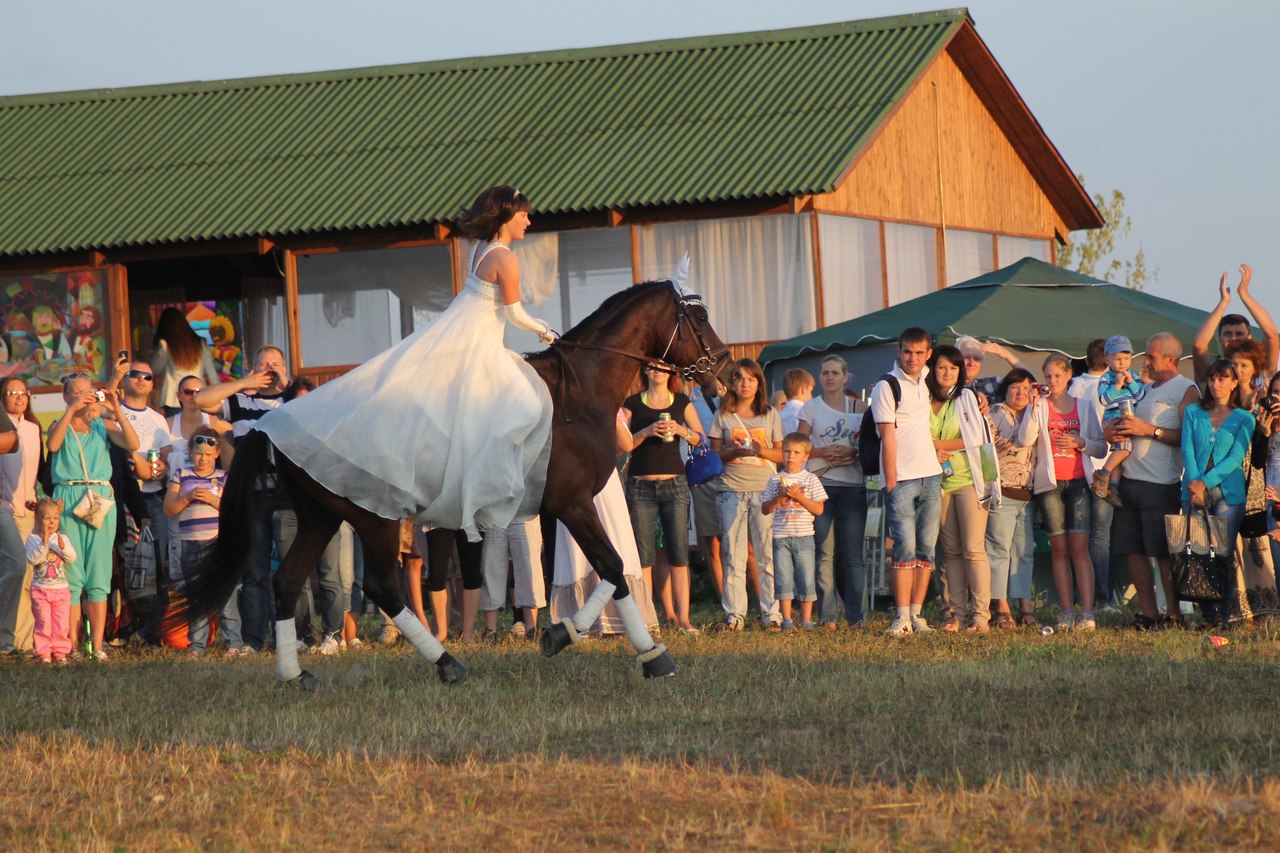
[1261,395,1280,414]
[93,389,106,403]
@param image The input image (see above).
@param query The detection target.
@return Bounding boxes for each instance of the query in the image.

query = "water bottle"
[84,615,93,656]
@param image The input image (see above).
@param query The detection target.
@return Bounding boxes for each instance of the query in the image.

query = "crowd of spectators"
[2,265,1280,663]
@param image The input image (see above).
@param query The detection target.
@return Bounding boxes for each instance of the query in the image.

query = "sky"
[2,0,1275,314]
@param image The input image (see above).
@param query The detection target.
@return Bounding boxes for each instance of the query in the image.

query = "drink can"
[1203,635,1230,648]
[658,412,674,443]
[146,449,161,464]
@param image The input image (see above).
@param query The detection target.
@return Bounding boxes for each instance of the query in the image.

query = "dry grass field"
[4,612,1280,851]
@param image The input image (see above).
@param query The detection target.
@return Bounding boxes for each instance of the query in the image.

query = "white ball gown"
[257,243,553,540]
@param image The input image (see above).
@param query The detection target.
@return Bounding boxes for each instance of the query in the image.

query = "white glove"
[503,302,557,344]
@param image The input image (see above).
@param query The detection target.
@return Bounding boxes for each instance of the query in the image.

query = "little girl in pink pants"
[26,498,77,664]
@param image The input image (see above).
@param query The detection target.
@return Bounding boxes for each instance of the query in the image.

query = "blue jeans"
[274,509,353,641]
[813,483,868,625]
[773,535,816,601]
[180,539,215,653]
[986,496,1034,600]
[718,489,779,625]
[886,475,942,569]
[1089,492,1117,605]
[1189,497,1245,626]
[221,490,275,651]
[625,476,691,567]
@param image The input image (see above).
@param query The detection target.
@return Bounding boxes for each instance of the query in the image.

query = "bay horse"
[170,276,729,686]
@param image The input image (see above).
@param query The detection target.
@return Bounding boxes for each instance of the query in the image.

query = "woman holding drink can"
[620,362,705,633]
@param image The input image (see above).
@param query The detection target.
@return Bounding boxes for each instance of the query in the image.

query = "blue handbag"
[685,433,724,487]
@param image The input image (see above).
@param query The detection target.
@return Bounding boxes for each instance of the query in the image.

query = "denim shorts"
[1036,477,1090,537]
[626,475,691,567]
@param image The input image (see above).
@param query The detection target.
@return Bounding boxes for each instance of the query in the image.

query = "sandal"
[991,612,1016,630]
[1016,611,1040,628]
[1092,470,1112,500]
[941,618,961,633]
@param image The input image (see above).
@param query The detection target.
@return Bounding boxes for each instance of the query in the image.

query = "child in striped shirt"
[164,426,225,656]
[761,433,827,632]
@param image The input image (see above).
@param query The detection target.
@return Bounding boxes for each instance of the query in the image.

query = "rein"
[536,290,726,424]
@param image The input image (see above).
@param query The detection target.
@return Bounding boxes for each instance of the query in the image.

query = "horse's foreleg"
[271,510,340,686]
[543,503,676,678]
[358,518,466,685]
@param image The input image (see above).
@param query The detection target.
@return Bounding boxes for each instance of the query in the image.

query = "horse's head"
[657,284,730,384]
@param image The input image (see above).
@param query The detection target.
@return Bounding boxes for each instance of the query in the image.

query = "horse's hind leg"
[543,502,676,678]
[272,508,340,686]
[357,517,466,685]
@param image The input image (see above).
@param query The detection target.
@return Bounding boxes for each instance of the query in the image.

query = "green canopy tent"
[759,257,1229,393]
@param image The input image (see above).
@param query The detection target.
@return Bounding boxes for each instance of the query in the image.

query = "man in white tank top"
[1104,333,1200,629]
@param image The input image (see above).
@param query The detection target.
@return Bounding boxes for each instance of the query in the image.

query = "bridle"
[549,289,726,380]
[540,287,728,423]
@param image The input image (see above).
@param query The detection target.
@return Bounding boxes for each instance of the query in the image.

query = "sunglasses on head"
[190,435,219,449]
[60,372,92,385]
[126,370,153,381]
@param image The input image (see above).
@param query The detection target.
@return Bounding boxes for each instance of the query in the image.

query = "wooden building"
[0,8,1100,395]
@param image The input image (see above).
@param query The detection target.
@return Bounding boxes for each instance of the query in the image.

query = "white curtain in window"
[242,276,288,369]
[944,229,995,286]
[636,213,816,343]
[817,214,882,325]
[884,222,938,305]
[997,235,1050,265]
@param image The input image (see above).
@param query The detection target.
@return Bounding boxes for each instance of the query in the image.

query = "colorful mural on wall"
[0,270,110,386]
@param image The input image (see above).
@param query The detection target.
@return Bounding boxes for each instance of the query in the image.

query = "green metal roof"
[0,9,971,259]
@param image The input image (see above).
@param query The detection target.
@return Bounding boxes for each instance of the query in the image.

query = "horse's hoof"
[640,649,678,679]
[287,670,320,690]
[541,621,572,658]
[436,652,467,685]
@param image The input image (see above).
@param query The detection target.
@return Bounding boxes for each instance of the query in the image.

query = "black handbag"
[1172,505,1229,604]
[1240,463,1269,538]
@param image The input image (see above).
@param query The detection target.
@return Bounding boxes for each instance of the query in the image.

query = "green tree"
[1057,177,1155,291]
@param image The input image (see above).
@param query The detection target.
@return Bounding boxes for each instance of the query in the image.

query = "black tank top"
[624,392,690,477]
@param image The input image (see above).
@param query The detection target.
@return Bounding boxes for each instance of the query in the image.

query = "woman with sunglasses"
[46,375,139,661]
[0,377,41,654]
[620,362,706,633]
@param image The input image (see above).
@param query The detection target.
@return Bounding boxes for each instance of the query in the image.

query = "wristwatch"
[1153,427,1164,441]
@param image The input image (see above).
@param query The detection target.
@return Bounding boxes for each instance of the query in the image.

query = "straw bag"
[69,426,115,529]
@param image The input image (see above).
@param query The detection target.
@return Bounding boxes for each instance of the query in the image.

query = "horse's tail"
[164,430,273,631]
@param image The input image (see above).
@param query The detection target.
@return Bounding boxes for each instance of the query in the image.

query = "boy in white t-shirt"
[762,434,827,631]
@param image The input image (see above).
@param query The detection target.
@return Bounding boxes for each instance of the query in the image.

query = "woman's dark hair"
[722,358,770,417]
[153,307,206,371]
[925,346,964,403]
[0,376,39,426]
[1201,359,1241,410]
[454,185,532,241]
[283,377,316,402]
[996,368,1037,405]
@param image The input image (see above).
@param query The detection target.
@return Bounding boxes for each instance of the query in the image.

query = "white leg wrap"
[572,579,617,635]
[614,594,656,654]
[275,619,302,682]
[393,608,445,664]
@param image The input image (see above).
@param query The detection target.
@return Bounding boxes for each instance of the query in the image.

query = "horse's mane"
[558,279,674,342]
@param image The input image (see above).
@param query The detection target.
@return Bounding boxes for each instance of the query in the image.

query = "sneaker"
[375,627,399,646]
[316,634,341,656]
[481,628,499,644]
[92,647,110,663]
[911,616,933,634]
[802,621,816,632]
[884,617,913,636]
[1057,610,1077,630]
[297,640,309,653]
[1076,613,1097,631]
[348,637,364,649]
[723,618,744,633]
[224,647,241,657]
[779,620,794,634]
[240,645,258,655]
[509,622,527,640]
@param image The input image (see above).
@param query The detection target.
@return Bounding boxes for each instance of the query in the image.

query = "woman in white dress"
[256,186,557,540]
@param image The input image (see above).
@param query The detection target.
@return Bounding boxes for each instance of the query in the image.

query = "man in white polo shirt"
[872,327,943,636]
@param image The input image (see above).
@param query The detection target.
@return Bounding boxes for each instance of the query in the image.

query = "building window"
[884,222,938,305]
[637,213,816,342]
[817,215,882,324]
[997,235,1050,265]
[0,268,111,386]
[295,245,453,367]
[944,229,995,286]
